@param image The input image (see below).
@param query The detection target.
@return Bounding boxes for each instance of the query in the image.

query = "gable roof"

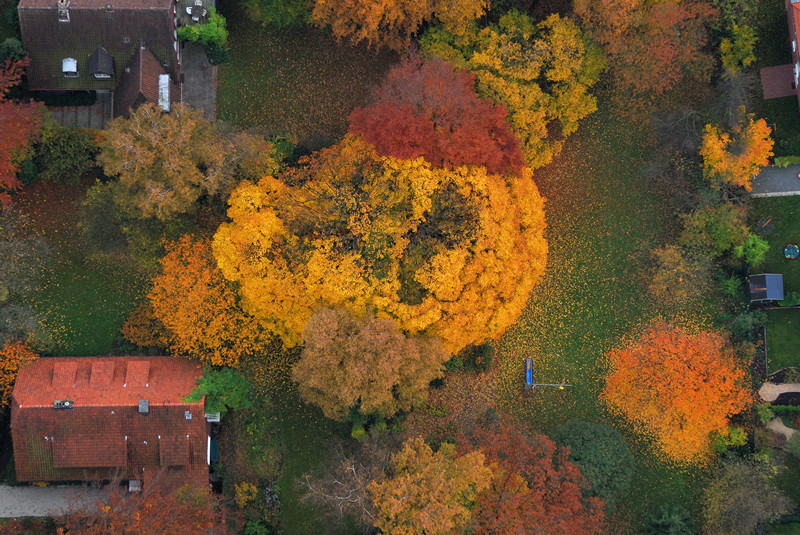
[18,0,178,91]
[749,273,784,302]
[10,357,208,485]
[114,45,180,118]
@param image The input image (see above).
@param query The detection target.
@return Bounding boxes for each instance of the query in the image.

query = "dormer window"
[62,57,78,78]
[89,46,114,79]
[57,0,69,21]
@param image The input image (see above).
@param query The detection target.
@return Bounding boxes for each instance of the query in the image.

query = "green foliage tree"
[679,203,748,258]
[183,366,252,417]
[720,24,756,73]
[37,124,98,184]
[733,232,769,266]
[243,0,310,27]
[702,457,791,535]
[420,10,605,169]
[177,6,228,47]
[551,421,635,507]
[0,38,26,64]
[292,308,449,421]
[643,504,698,535]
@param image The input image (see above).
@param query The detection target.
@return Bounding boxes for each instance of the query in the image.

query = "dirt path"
[758,381,800,402]
[767,417,797,442]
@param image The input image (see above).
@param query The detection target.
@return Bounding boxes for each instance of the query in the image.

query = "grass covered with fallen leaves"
[217,2,396,149]
[495,99,707,523]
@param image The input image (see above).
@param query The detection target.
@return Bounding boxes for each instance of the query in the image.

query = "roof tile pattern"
[11,357,207,486]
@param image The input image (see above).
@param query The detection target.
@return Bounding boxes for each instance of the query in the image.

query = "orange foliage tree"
[125,235,269,367]
[0,339,37,408]
[0,59,44,208]
[212,135,547,353]
[311,0,488,51]
[471,423,606,534]
[368,436,492,534]
[602,321,751,463]
[349,54,524,176]
[292,308,449,420]
[59,478,226,535]
[699,116,774,191]
[574,0,716,96]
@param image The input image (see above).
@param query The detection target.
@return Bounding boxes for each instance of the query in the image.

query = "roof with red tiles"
[11,357,208,485]
[113,45,181,118]
[13,356,202,408]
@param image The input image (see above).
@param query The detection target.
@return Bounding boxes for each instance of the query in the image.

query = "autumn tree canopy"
[699,116,773,191]
[292,308,449,420]
[0,59,44,208]
[99,103,279,220]
[602,321,751,463]
[349,54,524,176]
[471,423,606,534]
[311,0,488,51]
[124,235,269,367]
[212,135,547,353]
[421,11,605,168]
[0,339,37,408]
[368,436,492,534]
[574,0,717,96]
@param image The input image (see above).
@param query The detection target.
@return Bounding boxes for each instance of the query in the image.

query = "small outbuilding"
[749,273,785,303]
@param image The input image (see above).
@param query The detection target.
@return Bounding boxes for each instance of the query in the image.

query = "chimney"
[138,399,149,414]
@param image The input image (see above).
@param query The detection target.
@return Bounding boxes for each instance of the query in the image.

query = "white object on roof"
[158,73,171,112]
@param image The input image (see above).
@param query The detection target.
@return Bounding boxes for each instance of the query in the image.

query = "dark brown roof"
[113,44,181,118]
[10,357,208,485]
[18,0,178,91]
[88,45,114,76]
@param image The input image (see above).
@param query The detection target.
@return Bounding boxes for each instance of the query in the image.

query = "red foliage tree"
[0,59,44,208]
[471,424,606,534]
[349,54,524,175]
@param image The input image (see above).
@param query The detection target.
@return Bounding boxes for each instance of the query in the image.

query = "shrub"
[243,519,278,535]
[643,504,698,535]
[551,421,635,507]
[756,403,774,425]
[177,6,228,47]
[458,343,494,373]
[205,42,230,65]
[718,273,743,300]
[789,434,800,459]
[15,157,38,186]
[0,38,26,63]
[779,292,800,307]
[183,367,252,417]
[235,481,259,509]
[351,425,367,442]
[733,233,769,266]
[37,126,98,184]
[710,426,747,452]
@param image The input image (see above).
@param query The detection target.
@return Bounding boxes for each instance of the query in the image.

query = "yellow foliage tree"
[368,437,492,535]
[700,116,773,191]
[0,339,38,408]
[292,308,449,420]
[212,135,547,353]
[311,0,488,51]
[421,11,605,169]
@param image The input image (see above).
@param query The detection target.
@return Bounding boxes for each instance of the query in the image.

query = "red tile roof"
[114,45,181,118]
[13,356,202,408]
[11,357,208,485]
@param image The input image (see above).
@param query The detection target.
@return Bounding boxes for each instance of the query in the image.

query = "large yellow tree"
[212,135,547,353]
[700,116,774,191]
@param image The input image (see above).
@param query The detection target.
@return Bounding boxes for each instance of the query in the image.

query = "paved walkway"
[767,417,797,442]
[0,484,100,518]
[759,381,800,402]
[752,165,800,197]
[181,42,217,121]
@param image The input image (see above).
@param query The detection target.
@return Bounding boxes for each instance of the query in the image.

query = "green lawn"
[217,2,396,149]
[766,308,800,372]
[769,523,800,535]
[750,196,800,294]
[495,97,707,523]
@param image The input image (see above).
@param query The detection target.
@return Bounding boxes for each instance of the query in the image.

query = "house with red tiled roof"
[17,0,183,118]
[10,356,209,489]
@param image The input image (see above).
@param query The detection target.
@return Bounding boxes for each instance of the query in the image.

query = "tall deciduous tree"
[602,321,751,463]
[292,308,449,420]
[368,437,492,535]
[699,116,773,191]
[311,0,488,51]
[0,339,37,408]
[349,54,524,175]
[471,423,606,534]
[0,59,44,208]
[125,235,269,367]
[574,0,716,96]
[421,11,605,169]
[212,135,547,353]
[99,104,279,220]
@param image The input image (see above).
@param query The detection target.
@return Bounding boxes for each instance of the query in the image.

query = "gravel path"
[758,382,800,402]
[0,485,99,518]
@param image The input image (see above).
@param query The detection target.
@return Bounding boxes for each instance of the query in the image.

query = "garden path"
[752,165,800,198]
[767,417,797,442]
[759,381,800,402]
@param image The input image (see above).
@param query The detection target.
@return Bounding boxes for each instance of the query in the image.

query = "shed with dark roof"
[10,356,208,488]
[749,273,784,303]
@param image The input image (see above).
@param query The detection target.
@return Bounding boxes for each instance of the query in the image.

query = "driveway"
[0,484,100,518]
[181,42,217,121]
[752,165,800,198]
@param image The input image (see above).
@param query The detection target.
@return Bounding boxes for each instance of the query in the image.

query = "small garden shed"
[749,273,785,303]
